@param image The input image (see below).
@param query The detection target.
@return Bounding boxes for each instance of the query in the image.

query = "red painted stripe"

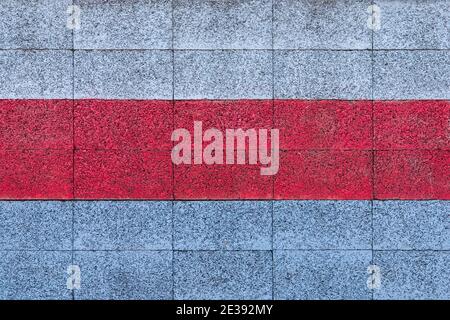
[175,99,273,150]
[0,100,72,150]
[175,100,272,129]
[375,150,449,200]
[75,100,173,151]
[0,99,448,200]
[374,100,450,150]
[275,151,373,200]
[0,149,72,199]
[74,150,172,199]
[275,100,372,150]
[174,163,273,200]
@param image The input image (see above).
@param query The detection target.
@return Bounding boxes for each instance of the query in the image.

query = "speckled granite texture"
[0,0,448,300]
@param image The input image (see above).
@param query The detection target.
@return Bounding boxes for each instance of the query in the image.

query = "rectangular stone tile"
[173,0,272,49]
[274,201,372,249]
[0,50,73,99]
[373,251,450,300]
[174,100,273,142]
[373,51,450,100]
[173,99,274,154]
[0,202,72,250]
[174,251,272,300]
[274,151,373,200]
[173,201,271,250]
[274,51,371,99]
[275,100,372,150]
[74,50,172,99]
[74,251,172,300]
[0,0,72,49]
[274,0,371,49]
[373,0,449,49]
[0,99,72,150]
[74,99,173,151]
[0,150,73,199]
[0,251,72,300]
[174,50,272,99]
[274,250,372,300]
[74,150,172,199]
[374,150,449,200]
[174,163,273,200]
[374,201,450,250]
[374,100,450,150]
[74,201,172,250]
[74,0,171,49]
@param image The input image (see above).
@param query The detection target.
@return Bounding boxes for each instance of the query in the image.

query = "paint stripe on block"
[0,99,72,150]
[0,99,448,200]
[374,150,449,200]
[74,99,173,151]
[0,149,72,199]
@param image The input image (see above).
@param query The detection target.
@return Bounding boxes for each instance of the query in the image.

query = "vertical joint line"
[171,0,175,301]
[270,0,275,300]
[370,0,375,301]
[71,0,75,301]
